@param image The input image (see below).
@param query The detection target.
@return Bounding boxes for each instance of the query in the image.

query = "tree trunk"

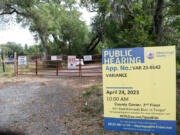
[88,37,101,53]
[154,0,164,41]
[86,35,101,53]
[39,34,48,58]
[52,34,66,55]
[69,43,72,55]
[86,35,99,53]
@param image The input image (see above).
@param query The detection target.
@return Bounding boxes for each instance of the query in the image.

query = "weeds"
[13,120,18,124]
[177,61,180,71]
[63,83,104,135]
[82,90,92,97]
[63,83,127,135]
[64,83,180,135]
[0,72,15,77]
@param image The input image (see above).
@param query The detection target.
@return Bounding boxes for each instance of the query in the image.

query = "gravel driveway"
[0,78,75,135]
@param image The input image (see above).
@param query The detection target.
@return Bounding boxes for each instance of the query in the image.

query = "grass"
[0,72,15,77]
[32,113,37,117]
[63,83,105,135]
[63,84,133,135]
[13,120,18,124]
[0,63,14,76]
[177,61,180,71]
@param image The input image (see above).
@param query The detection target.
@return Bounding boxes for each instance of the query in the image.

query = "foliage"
[81,0,180,50]
[24,44,43,55]
[0,42,24,57]
[177,61,180,70]
[177,59,180,79]
[1,0,180,55]
[46,7,89,55]
[0,0,89,56]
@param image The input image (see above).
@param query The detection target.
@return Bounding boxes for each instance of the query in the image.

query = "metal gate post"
[56,61,58,76]
[35,56,38,75]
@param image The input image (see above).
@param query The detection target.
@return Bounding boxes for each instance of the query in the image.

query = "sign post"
[102,46,176,135]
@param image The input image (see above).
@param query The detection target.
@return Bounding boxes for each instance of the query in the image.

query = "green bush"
[177,61,180,71]
[177,73,180,80]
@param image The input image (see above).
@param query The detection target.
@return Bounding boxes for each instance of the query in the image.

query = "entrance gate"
[16,55,102,77]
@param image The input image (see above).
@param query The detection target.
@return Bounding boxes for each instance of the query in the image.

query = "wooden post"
[1,50,5,72]
[16,54,18,76]
[14,52,17,76]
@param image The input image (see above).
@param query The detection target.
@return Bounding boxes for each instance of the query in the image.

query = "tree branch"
[9,7,28,17]
[124,1,135,18]
[0,9,16,15]
[86,35,99,50]
[88,36,101,53]
[0,6,28,17]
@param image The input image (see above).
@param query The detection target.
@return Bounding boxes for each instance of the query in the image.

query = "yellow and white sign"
[103,46,176,134]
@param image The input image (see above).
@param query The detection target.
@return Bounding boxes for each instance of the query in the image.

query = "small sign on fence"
[83,55,92,61]
[68,56,76,68]
[51,56,62,61]
[102,46,176,134]
[75,59,84,65]
[18,56,27,66]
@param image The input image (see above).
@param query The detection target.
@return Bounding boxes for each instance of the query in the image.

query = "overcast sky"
[0,8,96,46]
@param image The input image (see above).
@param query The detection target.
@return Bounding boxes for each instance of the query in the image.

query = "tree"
[81,0,180,50]
[24,44,43,55]
[47,5,89,55]
[0,42,24,57]
[0,0,89,56]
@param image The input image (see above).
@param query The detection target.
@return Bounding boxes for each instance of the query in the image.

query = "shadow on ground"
[0,131,25,135]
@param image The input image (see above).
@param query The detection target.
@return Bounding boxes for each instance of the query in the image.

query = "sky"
[0,8,96,46]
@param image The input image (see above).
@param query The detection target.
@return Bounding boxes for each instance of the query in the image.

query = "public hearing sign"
[102,46,176,134]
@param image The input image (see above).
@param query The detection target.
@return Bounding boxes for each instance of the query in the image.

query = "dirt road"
[0,77,89,135]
